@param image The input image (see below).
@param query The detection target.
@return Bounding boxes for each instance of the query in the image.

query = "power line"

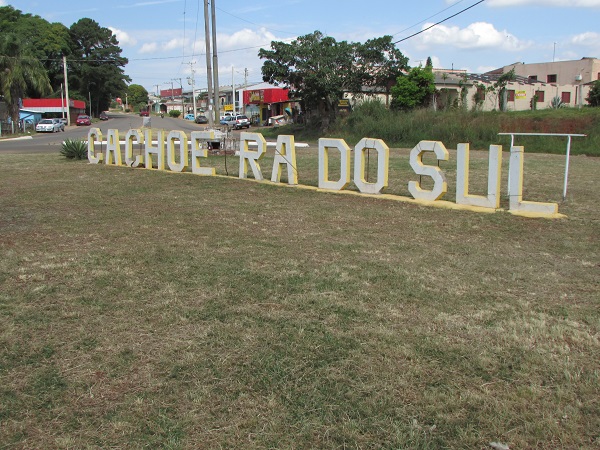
[392,0,469,37]
[393,0,486,45]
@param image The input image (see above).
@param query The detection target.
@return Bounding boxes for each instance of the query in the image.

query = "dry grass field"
[1,144,598,449]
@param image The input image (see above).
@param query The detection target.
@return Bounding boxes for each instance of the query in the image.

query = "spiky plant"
[60,139,88,160]
[550,96,565,109]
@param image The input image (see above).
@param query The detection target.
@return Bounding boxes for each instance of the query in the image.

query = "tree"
[69,18,130,116]
[0,6,71,94]
[259,31,408,130]
[390,65,435,110]
[587,80,600,107]
[0,34,51,125]
[127,84,149,110]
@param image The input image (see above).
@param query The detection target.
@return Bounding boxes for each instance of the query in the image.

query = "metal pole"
[62,56,71,126]
[563,135,572,201]
[211,0,220,121]
[204,0,214,126]
[232,66,235,115]
[190,63,197,120]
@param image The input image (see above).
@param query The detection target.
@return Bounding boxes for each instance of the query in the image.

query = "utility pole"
[172,78,184,114]
[232,66,235,115]
[203,0,214,126]
[211,0,220,121]
[188,61,197,119]
[62,56,71,126]
[243,68,248,115]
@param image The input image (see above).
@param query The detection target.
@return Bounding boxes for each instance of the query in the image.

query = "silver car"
[36,118,64,133]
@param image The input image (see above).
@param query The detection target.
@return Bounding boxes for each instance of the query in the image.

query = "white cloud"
[139,42,159,54]
[0,0,7,6]
[415,22,530,51]
[486,0,600,6]
[109,27,137,46]
[571,31,600,45]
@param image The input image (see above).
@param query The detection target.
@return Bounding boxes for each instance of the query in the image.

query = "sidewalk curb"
[0,135,34,141]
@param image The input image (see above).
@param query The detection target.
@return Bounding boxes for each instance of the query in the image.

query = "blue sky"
[7,0,600,94]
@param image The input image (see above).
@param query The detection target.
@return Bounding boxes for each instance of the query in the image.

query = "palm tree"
[0,34,51,127]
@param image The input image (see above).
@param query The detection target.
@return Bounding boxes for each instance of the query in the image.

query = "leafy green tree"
[127,84,149,110]
[587,80,600,107]
[0,6,71,94]
[0,34,51,124]
[259,31,407,129]
[69,18,130,116]
[390,65,435,110]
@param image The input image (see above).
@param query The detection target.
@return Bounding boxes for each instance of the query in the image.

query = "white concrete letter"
[239,132,266,180]
[166,130,188,173]
[125,129,145,167]
[87,128,103,164]
[271,135,298,185]
[508,146,558,215]
[104,129,122,166]
[408,140,449,201]
[456,143,501,209]
[353,138,389,194]
[318,138,351,191]
[144,129,165,171]
[190,131,216,176]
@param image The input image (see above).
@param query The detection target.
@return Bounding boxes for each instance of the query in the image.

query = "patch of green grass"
[265,102,600,156]
[0,151,598,448]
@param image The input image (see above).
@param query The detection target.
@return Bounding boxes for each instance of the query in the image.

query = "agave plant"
[550,96,565,109]
[60,138,88,160]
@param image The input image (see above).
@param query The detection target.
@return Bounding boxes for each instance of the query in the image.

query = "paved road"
[0,112,226,154]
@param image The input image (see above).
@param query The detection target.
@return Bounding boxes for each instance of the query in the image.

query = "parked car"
[76,115,92,126]
[59,118,68,126]
[36,118,64,133]
[184,114,195,121]
[195,115,209,124]
[99,111,109,121]
[140,110,149,117]
[219,116,233,125]
[227,114,251,130]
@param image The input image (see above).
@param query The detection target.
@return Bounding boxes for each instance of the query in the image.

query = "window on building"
[547,74,557,83]
[561,92,571,103]
[597,72,600,80]
[528,75,538,81]
[535,91,545,102]
[507,90,515,102]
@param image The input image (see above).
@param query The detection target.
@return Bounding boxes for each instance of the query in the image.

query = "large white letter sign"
[166,130,188,173]
[456,143,502,209]
[239,132,266,180]
[508,146,558,215]
[408,140,449,201]
[125,129,145,168]
[87,128,103,164]
[190,131,216,176]
[144,129,165,171]
[318,138,351,191]
[271,135,298,185]
[104,129,122,166]
[353,138,389,195]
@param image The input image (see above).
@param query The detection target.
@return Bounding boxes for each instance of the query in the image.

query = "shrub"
[169,110,181,118]
[60,139,87,160]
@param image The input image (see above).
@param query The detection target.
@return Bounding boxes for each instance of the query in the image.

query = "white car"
[36,118,64,133]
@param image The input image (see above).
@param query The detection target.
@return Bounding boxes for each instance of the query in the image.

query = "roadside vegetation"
[264,100,600,156]
[1,149,598,448]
